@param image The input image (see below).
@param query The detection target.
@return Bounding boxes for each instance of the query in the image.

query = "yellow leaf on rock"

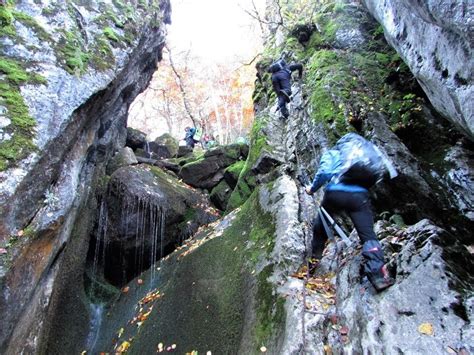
[418,322,434,335]
[323,344,333,355]
[117,341,131,352]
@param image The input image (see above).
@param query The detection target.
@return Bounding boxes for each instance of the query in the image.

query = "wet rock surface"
[101,164,218,286]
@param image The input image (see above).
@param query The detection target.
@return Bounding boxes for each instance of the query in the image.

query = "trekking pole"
[320,207,352,248]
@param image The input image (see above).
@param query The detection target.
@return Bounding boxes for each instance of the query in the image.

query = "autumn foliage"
[128,49,256,144]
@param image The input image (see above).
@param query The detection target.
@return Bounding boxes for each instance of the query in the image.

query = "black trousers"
[277,89,291,118]
[312,190,383,271]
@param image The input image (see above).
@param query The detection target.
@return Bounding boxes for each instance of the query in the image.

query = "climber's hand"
[305,186,313,195]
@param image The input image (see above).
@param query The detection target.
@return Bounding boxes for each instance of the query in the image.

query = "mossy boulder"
[227,118,271,211]
[154,133,178,157]
[210,180,232,210]
[101,164,218,285]
[179,144,248,190]
[224,160,245,189]
[126,127,146,150]
[105,147,137,175]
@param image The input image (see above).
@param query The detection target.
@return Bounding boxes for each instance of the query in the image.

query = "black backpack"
[268,59,287,73]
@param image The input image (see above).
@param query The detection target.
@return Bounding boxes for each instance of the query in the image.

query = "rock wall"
[363,0,474,140]
[0,0,171,353]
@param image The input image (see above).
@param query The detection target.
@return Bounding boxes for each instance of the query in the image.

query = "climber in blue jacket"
[184,127,198,149]
[268,59,303,119]
[306,149,395,292]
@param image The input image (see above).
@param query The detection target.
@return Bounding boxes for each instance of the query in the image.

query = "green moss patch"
[0,56,46,170]
[227,118,272,211]
[56,30,90,75]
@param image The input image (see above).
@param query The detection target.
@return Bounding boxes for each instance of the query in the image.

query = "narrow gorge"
[0,0,472,354]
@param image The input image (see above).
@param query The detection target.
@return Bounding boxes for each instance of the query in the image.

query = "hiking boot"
[308,258,319,275]
[367,265,395,292]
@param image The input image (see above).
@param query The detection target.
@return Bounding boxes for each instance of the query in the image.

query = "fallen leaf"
[118,328,124,338]
[117,341,131,352]
[17,230,24,237]
[418,322,434,336]
[80,351,87,355]
[122,286,130,293]
[323,344,332,355]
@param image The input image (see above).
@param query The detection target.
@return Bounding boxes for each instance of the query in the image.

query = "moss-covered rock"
[154,133,179,157]
[178,144,248,190]
[93,189,280,354]
[0,56,46,171]
[227,117,271,211]
[224,160,245,189]
[209,179,232,210]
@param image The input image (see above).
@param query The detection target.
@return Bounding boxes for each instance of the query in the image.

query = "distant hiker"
[184,127,199,149]
[268,58,303,119]
[305,133,397,292]
[202,133,211,149]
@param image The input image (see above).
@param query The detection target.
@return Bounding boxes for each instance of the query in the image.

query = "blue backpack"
[333,133,397,188]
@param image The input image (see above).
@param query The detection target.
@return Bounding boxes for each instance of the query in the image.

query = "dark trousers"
[185,138,195,148]
[277,89,291,118]
[312,190,385,274]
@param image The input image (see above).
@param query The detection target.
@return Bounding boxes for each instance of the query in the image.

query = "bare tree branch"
[165,44,198,127]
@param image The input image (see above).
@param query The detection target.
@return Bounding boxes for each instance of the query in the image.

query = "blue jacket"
[185,128,196,141]
[309,149,368,193]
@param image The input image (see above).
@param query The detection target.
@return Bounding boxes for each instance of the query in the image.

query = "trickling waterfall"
[145,141,152,159]
[89,198,109,298]
[113,194,165,285]
[85,303,105,350]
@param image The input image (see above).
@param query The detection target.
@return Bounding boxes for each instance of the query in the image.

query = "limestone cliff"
[0,0,472,354]
[363,0,473,140]
[88,1,472,354]
[0,0,171,353]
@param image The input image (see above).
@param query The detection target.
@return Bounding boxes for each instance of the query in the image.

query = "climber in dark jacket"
[305,149,395,292]
[268,59,303,119]
[184,127,198,149]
